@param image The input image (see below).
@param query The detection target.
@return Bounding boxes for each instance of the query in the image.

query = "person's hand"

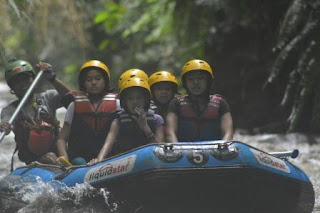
[87,158,100,165]
[132,107,148,129]
[0,121,12,135]
[37,61,56,81]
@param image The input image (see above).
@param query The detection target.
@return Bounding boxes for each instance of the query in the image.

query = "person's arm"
[57,122,71,161]
[37,61,71,97]
[221,112,233,140]
[97,120,119,161]
[166,112,179,142]
[154,125,164,143]
[56,102,74,161]
[50,78,71,97]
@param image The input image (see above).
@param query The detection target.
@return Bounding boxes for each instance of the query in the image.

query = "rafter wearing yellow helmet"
[148,70,178,121]
[166,59,233,144]
[90,76,164,162]
[78,60,111,92]
[57,59,120,166]
[119,77,150,111]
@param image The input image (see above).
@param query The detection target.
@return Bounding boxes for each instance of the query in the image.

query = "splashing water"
[0,171,121,213]
[16,183,119,213]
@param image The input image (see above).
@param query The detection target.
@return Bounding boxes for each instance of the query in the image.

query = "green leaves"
[94,1,126,31]
[122,0,175,43]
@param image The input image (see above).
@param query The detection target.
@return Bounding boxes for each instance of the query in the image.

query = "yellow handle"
[58,156,73,167]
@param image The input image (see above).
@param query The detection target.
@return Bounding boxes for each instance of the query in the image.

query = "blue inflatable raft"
[0,140,315,213]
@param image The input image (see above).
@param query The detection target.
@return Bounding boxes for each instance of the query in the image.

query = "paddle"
[0,70,44,143]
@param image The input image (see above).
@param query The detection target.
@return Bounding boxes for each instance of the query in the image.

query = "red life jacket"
[177,94,223,142]
[68,93,120,161]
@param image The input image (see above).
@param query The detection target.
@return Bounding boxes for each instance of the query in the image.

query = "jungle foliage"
[0,0,319,133]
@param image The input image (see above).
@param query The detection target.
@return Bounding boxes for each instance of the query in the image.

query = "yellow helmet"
[181,59,214,80]
[148,71,178,88]
[80,60,110,81]
[78,60,111,91]
[118,69,148,89]
[119,77,151,95]
[119,77,151,110]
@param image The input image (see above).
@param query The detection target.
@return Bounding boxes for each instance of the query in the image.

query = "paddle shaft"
[0,70,44,143]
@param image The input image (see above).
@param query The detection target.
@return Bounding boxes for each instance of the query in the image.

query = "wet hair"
[78,68,114,93]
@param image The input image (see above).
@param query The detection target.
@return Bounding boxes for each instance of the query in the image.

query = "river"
[0,82,319,212]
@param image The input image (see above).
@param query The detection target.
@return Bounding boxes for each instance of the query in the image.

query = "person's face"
[10,73,34,98]
[83,70,106,95]
[124,88,146,114]
[152,82,174,105]
[185,71,208,96]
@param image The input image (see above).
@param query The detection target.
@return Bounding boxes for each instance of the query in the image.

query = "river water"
[0,82,319,212]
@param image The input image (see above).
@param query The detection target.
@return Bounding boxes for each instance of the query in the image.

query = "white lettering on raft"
[84,155,136,183]
[250,149,290,173]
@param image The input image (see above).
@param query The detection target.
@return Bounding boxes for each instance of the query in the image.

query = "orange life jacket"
[68,93,120,161]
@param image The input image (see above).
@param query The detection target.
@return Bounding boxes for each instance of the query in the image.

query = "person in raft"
[0,59,71,165]
[89,77,164,164]
[148,70,178,121]
[57,60,121,165]
[166,59,233,142]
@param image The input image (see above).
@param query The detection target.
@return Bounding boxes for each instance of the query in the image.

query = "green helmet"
[5,59,36,87]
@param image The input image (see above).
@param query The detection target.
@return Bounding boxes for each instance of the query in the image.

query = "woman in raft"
[166,59,233,142]
[57,60,120,165]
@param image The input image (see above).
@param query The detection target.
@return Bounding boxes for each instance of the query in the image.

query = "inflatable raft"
[0,140,315,213]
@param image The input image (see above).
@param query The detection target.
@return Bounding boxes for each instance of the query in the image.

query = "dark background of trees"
[0,0,319,134]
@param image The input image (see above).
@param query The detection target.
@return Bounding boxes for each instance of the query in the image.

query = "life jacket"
[177,94,223,142]
[68,93,120,161]
[13,97,59,164]
[112,110,159,155]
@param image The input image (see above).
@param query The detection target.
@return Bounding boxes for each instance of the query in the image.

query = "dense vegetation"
[0,0,319,134]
